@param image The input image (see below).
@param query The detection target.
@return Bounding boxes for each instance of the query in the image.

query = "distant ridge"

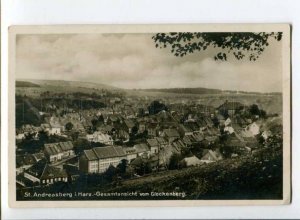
[16,79,282,95]
[141,87,221,95]
[16,81,40,88]
[16,79,119,90]
[139,87,280,95]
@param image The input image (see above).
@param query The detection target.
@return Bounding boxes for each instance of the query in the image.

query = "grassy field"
[107,147,282,200]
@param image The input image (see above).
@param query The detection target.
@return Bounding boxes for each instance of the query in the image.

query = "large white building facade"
[79,146,126,173]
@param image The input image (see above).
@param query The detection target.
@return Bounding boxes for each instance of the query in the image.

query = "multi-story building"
[79,146,126,173]
[123,147,138,163]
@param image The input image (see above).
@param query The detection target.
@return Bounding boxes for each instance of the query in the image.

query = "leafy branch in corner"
[152,32,282,61]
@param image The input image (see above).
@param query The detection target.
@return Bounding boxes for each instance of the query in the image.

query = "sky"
[16,33,283,92]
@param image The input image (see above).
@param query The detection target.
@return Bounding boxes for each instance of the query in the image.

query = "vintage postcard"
[8,24,291,207]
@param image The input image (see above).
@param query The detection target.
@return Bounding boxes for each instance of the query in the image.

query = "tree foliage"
[168,153,183,170]
[73,138,92,154]
[17,133,69,154]
[38,130,49,143]
[70,131,79,141]
[249,104,267,118]
[65,122,74,131]
[148,100,168,115]
[117,159,128,174]
[152,32,282,61]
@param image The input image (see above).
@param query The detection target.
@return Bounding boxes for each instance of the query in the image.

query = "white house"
[86,131,114,145]
[181,155,202,167]
[224,126,235,134]
[16,133,25,140]
[200,149,223,163]
[262,130,272,140]
[241,122,260,137]
[224,117,232,127]
[246,122,260,136]
[47,116,64,135]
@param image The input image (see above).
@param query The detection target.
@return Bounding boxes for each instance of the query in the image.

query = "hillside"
[15,80,282,114]
[141,87,222,95]
[17,147,282,200]
[24,79,118,90]
[16,81,40,88]
[15,79,122,97]
[140,87,280,95]
[107,147,282,200]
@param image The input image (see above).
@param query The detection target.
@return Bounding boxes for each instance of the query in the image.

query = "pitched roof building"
[181,155,203,167]
[201,149,223,163]
[133,143,151,157]
[146,138,159,154]
[23,160,68,185]
[44,141,74,163]
[79,146,126,173]
[162,128,180,143]
[86,131,114,145]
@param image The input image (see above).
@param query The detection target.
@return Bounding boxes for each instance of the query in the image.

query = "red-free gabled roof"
[84,146,126,160]
[44,141,74,156]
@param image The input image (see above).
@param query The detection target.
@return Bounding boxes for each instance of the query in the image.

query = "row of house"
[79,129,223,175]
[17,100,269,187]
[44,141,75,163]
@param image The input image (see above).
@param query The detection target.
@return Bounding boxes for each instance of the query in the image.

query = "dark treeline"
[15,94,108,128]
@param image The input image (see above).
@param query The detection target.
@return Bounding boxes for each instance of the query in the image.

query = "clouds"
[16,33,282,92]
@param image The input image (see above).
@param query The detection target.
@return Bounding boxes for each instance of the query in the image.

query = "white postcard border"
[8,24,291,208]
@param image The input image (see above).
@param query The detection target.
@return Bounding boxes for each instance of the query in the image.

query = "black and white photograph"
[8,25,291,207]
